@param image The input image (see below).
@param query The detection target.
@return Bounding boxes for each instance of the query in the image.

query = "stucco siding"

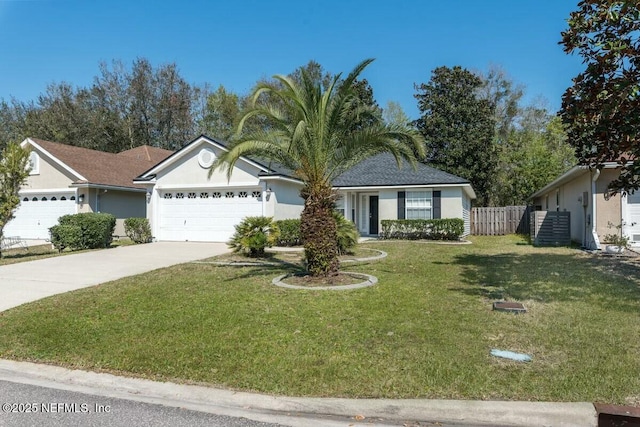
[100,190,146,236]
[378,189,397,221]
[595,169,621,239]
[270,181,304,220]
[441,187,463,218]
[22,153,75,190]
[154,144,261,188]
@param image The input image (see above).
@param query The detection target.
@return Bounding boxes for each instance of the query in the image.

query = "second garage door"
[4,193,77,239]
[158,189,263,242]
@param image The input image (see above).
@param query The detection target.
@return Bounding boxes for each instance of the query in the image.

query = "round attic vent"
[198,148,215,168]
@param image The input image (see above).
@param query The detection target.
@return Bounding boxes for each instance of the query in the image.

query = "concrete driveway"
[0,242,229,312]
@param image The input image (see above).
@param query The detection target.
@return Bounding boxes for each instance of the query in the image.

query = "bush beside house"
[49,213,116,252]
[380,218,464,241]
[124,217,152,243]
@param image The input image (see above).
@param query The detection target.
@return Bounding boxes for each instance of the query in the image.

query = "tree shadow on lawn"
[446,252,640,313]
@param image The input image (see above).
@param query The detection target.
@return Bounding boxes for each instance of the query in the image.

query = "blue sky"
[0,0,584,120]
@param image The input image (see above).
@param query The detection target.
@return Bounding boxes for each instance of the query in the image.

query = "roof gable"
[135,134,292,180]
[27,138,173,189]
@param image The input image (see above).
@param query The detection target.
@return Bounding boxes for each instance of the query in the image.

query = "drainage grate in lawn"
[492,301,527,314]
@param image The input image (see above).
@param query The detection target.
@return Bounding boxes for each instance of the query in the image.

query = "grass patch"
[0,235,638,403]
[0,238,136,266]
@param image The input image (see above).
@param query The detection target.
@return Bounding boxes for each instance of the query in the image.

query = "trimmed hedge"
[274,219,302,247]
[380,218,464,241]
[49,212,116,251]
[124,217,152,244]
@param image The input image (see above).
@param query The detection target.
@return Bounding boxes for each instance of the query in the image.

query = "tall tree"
[213,59,424,276]
[383,101,411,127]
[0,142,30,258]
[414,66,497,206]
[560,0,640,194]
[199,85,242,141]
[477,65,524,142]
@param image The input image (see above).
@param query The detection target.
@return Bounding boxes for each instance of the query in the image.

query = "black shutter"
[433,191,441,219]
[397,191,405,219]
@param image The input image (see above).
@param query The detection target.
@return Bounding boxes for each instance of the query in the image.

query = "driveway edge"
[0,360,597,426]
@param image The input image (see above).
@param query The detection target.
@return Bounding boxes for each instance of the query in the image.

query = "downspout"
[590,169,601,249]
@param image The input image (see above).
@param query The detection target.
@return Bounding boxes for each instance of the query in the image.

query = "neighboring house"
[5,138,173,239]
[529,163,640,249]
[134,135,476,242]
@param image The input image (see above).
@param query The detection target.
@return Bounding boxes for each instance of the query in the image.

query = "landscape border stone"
[272,271,378,290]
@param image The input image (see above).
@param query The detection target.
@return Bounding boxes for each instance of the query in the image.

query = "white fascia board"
[25,138,87,181]
[139,135,270,178]
[333,183,471,191]
[70,183,147,192]
[157,182,261,190]
[529,162,620,201]
[19,188,77,194]
[259,175,304,186]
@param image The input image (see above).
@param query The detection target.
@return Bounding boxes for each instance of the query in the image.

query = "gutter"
[590,169,601,250]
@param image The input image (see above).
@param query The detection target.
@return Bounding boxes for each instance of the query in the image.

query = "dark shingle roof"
[31,138,173,189]
[332,153,469,187]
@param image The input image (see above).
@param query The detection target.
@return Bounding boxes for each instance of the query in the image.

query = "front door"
[369,196,379,235]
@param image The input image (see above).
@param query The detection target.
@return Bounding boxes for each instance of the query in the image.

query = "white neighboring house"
[4,138,172,239]
[134,135,477,242]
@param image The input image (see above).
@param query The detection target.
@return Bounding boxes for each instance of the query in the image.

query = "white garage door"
[158,189,263,242]
[625,192,640,246]
[5,193,77,239]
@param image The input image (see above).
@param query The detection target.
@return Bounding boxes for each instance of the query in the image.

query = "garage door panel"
[158,189,263,242]
[5,193,77,239]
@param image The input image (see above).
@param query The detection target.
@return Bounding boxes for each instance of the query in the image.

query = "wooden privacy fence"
[471,206,532,235]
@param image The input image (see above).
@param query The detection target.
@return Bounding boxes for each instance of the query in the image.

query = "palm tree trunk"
[300,184,339,276]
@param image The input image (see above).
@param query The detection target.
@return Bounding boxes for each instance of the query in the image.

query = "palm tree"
[212,59,425,276]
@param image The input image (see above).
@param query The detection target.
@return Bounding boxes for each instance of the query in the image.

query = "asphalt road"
[0,380,285,427]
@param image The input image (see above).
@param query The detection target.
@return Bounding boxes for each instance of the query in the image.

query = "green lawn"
[0,235,638,404]
[0,239,135,266]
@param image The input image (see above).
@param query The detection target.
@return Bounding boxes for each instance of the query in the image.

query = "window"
[406,191,432,219]
[164,193,173,199]
[187,192,197,199]
[51,196,57,201]
[251,191,261,199]
[32,197,38,201]
[212,192,222,198]
[175,192,185,199]
[200,192,209,199]
[29,152,39,175]
[70,196,76,201]
[23,197,29,202]
[41,196,47,201]
[225,191,235,198]
[60,196,67,201]
[238,191,248,198]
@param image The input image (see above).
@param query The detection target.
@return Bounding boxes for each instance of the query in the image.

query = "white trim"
[137,135,271,179]
[259,175,304,185]
[157,183,261,191]
[529,163,618,200]
[70,183,147,192]
[334,183,470,191]
[18,188,76,194]
[23,138,87,181]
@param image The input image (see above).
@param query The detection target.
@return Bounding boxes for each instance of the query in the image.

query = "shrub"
[274,219,302,247]
[229,216,280,257]
[334,211,359,254]
[49,224,83,252]
[380,218,464,241]
[124,217,152,244]
[55,212,116,249]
